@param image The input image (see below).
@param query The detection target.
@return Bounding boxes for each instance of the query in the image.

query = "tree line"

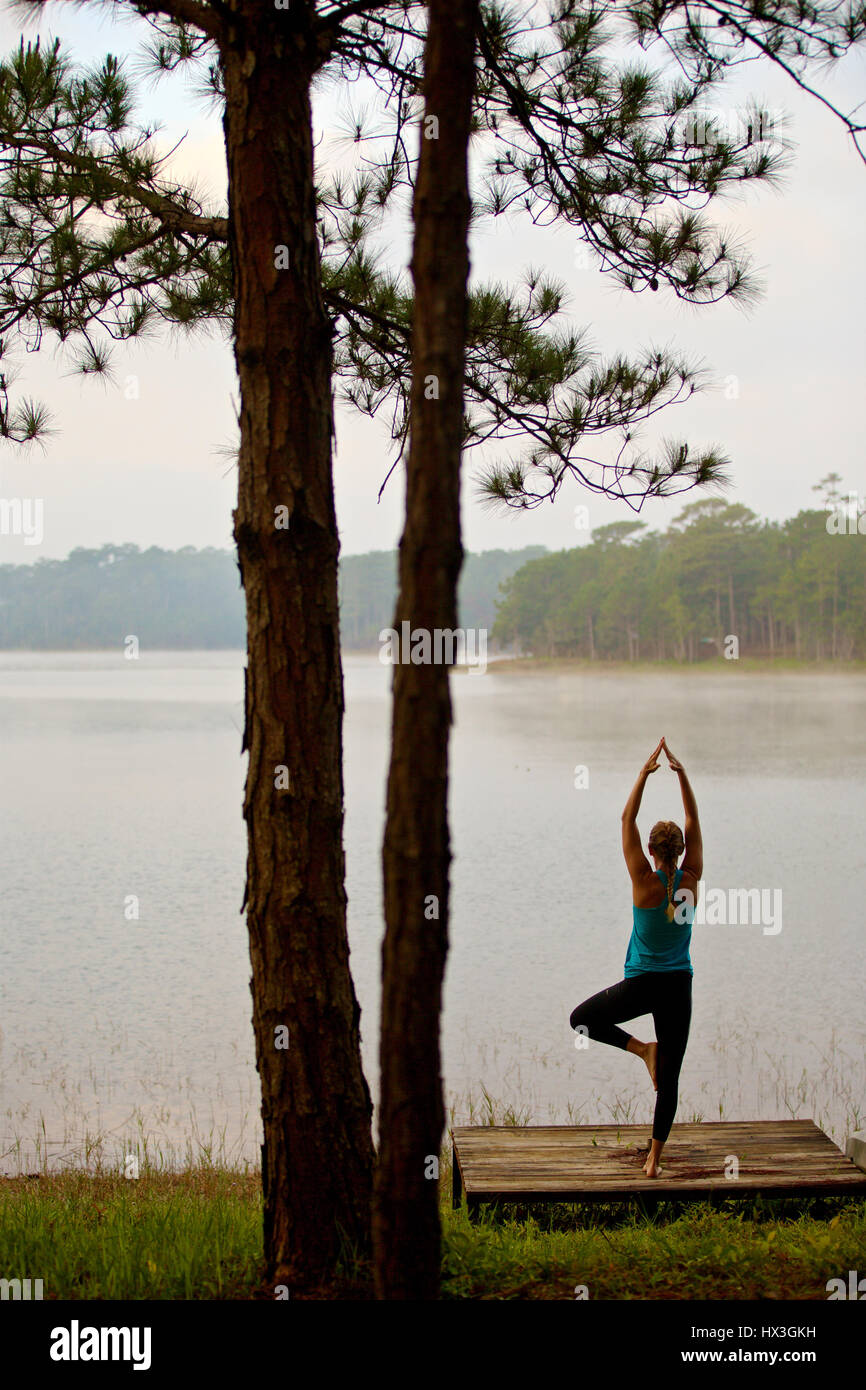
[494,494,866,663]
[340,544,546,648]
[0,542,545,649]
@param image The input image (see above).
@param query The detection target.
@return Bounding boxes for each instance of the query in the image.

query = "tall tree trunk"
[222,4,374,1290]
[373,0,477,1301]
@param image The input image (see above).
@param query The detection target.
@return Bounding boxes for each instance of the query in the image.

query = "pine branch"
[698,0,866,163]
[2,131,228,239]
[126,0,225,42]
[9,0,224,42]
[314,0,400,30]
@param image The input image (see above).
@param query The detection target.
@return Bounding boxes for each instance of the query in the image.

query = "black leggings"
[569,971,692,1142]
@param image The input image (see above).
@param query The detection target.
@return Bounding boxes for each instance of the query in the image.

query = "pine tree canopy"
[1,0,863,507]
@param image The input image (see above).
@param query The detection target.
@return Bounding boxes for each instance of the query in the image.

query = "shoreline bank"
[481,656,866,676]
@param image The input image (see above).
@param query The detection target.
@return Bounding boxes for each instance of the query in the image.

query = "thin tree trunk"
[223,9,374,1290]
[374,0,477,1301]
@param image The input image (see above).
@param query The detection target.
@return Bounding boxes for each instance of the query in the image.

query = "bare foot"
[643,1153,662,1178]
[643,1041,658,1091]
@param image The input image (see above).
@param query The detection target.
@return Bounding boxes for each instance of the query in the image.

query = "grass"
[2,1039,863,1299]
[2,1139,864,1300]
[0,1167,264,1300]
[440,1190,866,1300]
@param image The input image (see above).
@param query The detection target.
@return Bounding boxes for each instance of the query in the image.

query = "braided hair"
[648,820,685,922]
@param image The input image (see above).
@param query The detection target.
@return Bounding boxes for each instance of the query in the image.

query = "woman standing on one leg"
[569,737,703,1177]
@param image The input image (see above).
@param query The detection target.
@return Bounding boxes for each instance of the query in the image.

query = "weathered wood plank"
[450,1120,866,1211]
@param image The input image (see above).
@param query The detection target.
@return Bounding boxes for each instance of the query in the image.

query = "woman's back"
[625,868,694,977]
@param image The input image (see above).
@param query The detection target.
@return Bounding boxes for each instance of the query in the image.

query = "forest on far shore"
[0,542,545,651]
[0,494,862,660]
[492,497,866,662]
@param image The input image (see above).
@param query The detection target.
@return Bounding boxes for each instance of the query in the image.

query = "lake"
[1,651,863,1172]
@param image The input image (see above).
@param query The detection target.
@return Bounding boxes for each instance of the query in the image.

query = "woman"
[569,736,702,1177]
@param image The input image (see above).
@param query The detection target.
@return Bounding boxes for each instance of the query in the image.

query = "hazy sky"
[0,1,864,565]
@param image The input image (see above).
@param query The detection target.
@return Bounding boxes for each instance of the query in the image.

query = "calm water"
[1,651,863,1172]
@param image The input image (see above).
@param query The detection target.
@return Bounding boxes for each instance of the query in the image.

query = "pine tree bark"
[373,0,477,1301]
[222,2,374,1290]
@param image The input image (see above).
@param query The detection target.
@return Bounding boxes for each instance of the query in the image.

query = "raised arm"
[621,739,664,884]
[662,740,703,880]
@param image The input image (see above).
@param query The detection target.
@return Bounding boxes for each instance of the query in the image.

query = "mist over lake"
[1,650,863,1173]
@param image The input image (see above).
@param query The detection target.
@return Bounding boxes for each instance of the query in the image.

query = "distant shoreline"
[1,648,864,675]
[482,655,866,675]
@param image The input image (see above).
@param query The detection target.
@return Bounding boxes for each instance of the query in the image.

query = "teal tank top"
[624,868,694,977]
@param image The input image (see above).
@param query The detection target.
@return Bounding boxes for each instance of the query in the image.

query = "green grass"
[2,1067,863,1298]
[0,1168,264,1300]
[440,1195,866,1300]
[2,1160,864,1300]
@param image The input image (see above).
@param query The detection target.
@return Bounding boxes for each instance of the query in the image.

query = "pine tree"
[373,0,477,1301]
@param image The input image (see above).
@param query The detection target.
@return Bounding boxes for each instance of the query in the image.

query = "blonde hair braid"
[648,820,685,923]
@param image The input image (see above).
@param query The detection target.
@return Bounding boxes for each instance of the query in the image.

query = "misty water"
[1,650,863,1173]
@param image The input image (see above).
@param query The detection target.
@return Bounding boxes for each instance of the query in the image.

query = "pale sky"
[0,1,864,565]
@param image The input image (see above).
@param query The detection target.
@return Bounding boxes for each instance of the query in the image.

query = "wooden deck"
[451,1120,866,1212]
